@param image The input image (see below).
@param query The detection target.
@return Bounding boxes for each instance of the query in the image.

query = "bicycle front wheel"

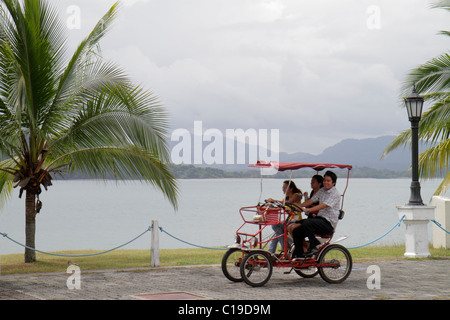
[240,251,273,287]
[221,249,245,282]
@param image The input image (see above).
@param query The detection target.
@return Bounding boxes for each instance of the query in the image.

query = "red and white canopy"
[249,161,352,172]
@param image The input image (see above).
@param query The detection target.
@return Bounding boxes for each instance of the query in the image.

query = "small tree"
[0,0,178,263]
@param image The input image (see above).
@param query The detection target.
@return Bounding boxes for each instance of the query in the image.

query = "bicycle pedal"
[283,268,293,274]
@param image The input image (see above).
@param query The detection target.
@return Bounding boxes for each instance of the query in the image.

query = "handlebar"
[265,200,303,213]
[261,199,284,208]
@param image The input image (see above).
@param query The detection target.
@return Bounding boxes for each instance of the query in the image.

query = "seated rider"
[266,180,302,254]
[287,174,324,236]
[293,171,341,258]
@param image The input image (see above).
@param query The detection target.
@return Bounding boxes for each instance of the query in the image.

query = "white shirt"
[310,186,341,230]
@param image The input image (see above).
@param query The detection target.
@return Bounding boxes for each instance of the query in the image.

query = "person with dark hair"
[266,180,302,254]
[292,171,341,258]
[304,175,324,203]
[287,174,323,236]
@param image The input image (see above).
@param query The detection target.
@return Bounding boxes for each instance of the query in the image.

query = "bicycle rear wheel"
[294,266,319,278]
[317,244,352,284]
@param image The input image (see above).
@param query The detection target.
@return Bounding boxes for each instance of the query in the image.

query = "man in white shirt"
[293,171,341,257]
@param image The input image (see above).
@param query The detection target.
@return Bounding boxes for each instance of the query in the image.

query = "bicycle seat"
[315,234,332,238]
[315,234,333,244]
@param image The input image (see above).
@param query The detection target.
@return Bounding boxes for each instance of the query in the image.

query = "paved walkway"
[0,259,449,301]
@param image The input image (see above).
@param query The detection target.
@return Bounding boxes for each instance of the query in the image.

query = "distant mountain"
[170,135,416,172]
[60,135,417,180]
[280,136,413,171]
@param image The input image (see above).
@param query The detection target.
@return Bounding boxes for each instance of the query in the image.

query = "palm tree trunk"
[25,189,36,263]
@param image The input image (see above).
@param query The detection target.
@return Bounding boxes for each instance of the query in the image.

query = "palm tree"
[383,1,450,197]
[0,0,179,263]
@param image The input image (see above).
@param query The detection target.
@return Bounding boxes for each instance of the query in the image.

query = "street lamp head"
[404,85,424,121]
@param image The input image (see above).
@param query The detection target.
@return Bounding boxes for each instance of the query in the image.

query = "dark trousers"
[293,217,333,256]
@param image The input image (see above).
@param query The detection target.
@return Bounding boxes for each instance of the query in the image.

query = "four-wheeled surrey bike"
[221,161,353,287]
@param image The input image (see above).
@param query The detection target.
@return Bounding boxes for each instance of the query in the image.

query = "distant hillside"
[58,135,419,180]
[169,164,409,179]
[281,136,414,171]
[169,135,416,178]
[175,135,416,172]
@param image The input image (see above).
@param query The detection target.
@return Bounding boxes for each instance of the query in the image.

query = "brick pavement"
[0,259,449,301]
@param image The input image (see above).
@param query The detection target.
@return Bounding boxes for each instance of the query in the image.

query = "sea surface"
[0,178,446,255]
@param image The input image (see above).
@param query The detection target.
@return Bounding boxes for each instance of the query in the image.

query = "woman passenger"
[267,180,302,254]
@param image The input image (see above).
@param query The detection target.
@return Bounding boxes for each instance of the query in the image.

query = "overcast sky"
[56,0,448,155]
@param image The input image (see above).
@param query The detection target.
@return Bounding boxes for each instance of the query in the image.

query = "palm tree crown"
[0,0,178,262]
[384,1,450,196]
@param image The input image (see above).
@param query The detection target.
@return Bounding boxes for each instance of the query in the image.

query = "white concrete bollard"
[151,220,160,267]
[397,205,435,258]
[431,196,450,249]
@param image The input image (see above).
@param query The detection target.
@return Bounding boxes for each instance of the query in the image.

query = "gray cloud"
[57,0,448,154]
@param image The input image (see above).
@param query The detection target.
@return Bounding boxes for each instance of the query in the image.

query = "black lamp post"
[404,85,424,206]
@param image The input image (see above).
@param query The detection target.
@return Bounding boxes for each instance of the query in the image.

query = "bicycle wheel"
[240,251,273,287]
[294,266,319,278]
[317,244,352,284]
[221,249,245,282]
[288,243,319,278]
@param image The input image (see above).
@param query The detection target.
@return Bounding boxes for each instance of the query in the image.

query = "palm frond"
[418,98,450,142]
[49,81,170,156]
[0,0,69,162]
[41,2,120,133]
[0,170,13,210]
[1,0,66,119]
[431,0,450,11]
[381,130,411,159]
[419,138,450,174]
[419,139,450,195]
[431,0,450,37]
[402,52,450,99]
[433,170,450,195]
[48,146,179,209]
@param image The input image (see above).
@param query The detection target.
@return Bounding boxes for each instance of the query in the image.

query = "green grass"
[0,246,448,275]
[349,245,449,259]
[0,249,225,275]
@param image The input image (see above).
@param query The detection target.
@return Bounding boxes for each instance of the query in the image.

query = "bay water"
[0,178,445,255]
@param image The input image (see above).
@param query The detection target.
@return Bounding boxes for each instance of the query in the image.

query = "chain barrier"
[1,214,448,256]
[0,226,152,257]
[346,215,405,249]
[432,219,450,234]
[158,227,227,250]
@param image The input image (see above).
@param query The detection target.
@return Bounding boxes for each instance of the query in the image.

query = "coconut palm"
[0,0,179,263]
[383,1,450,197]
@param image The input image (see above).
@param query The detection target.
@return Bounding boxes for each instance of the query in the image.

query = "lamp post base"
[397,205,435,258]
[407,181,424,206]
